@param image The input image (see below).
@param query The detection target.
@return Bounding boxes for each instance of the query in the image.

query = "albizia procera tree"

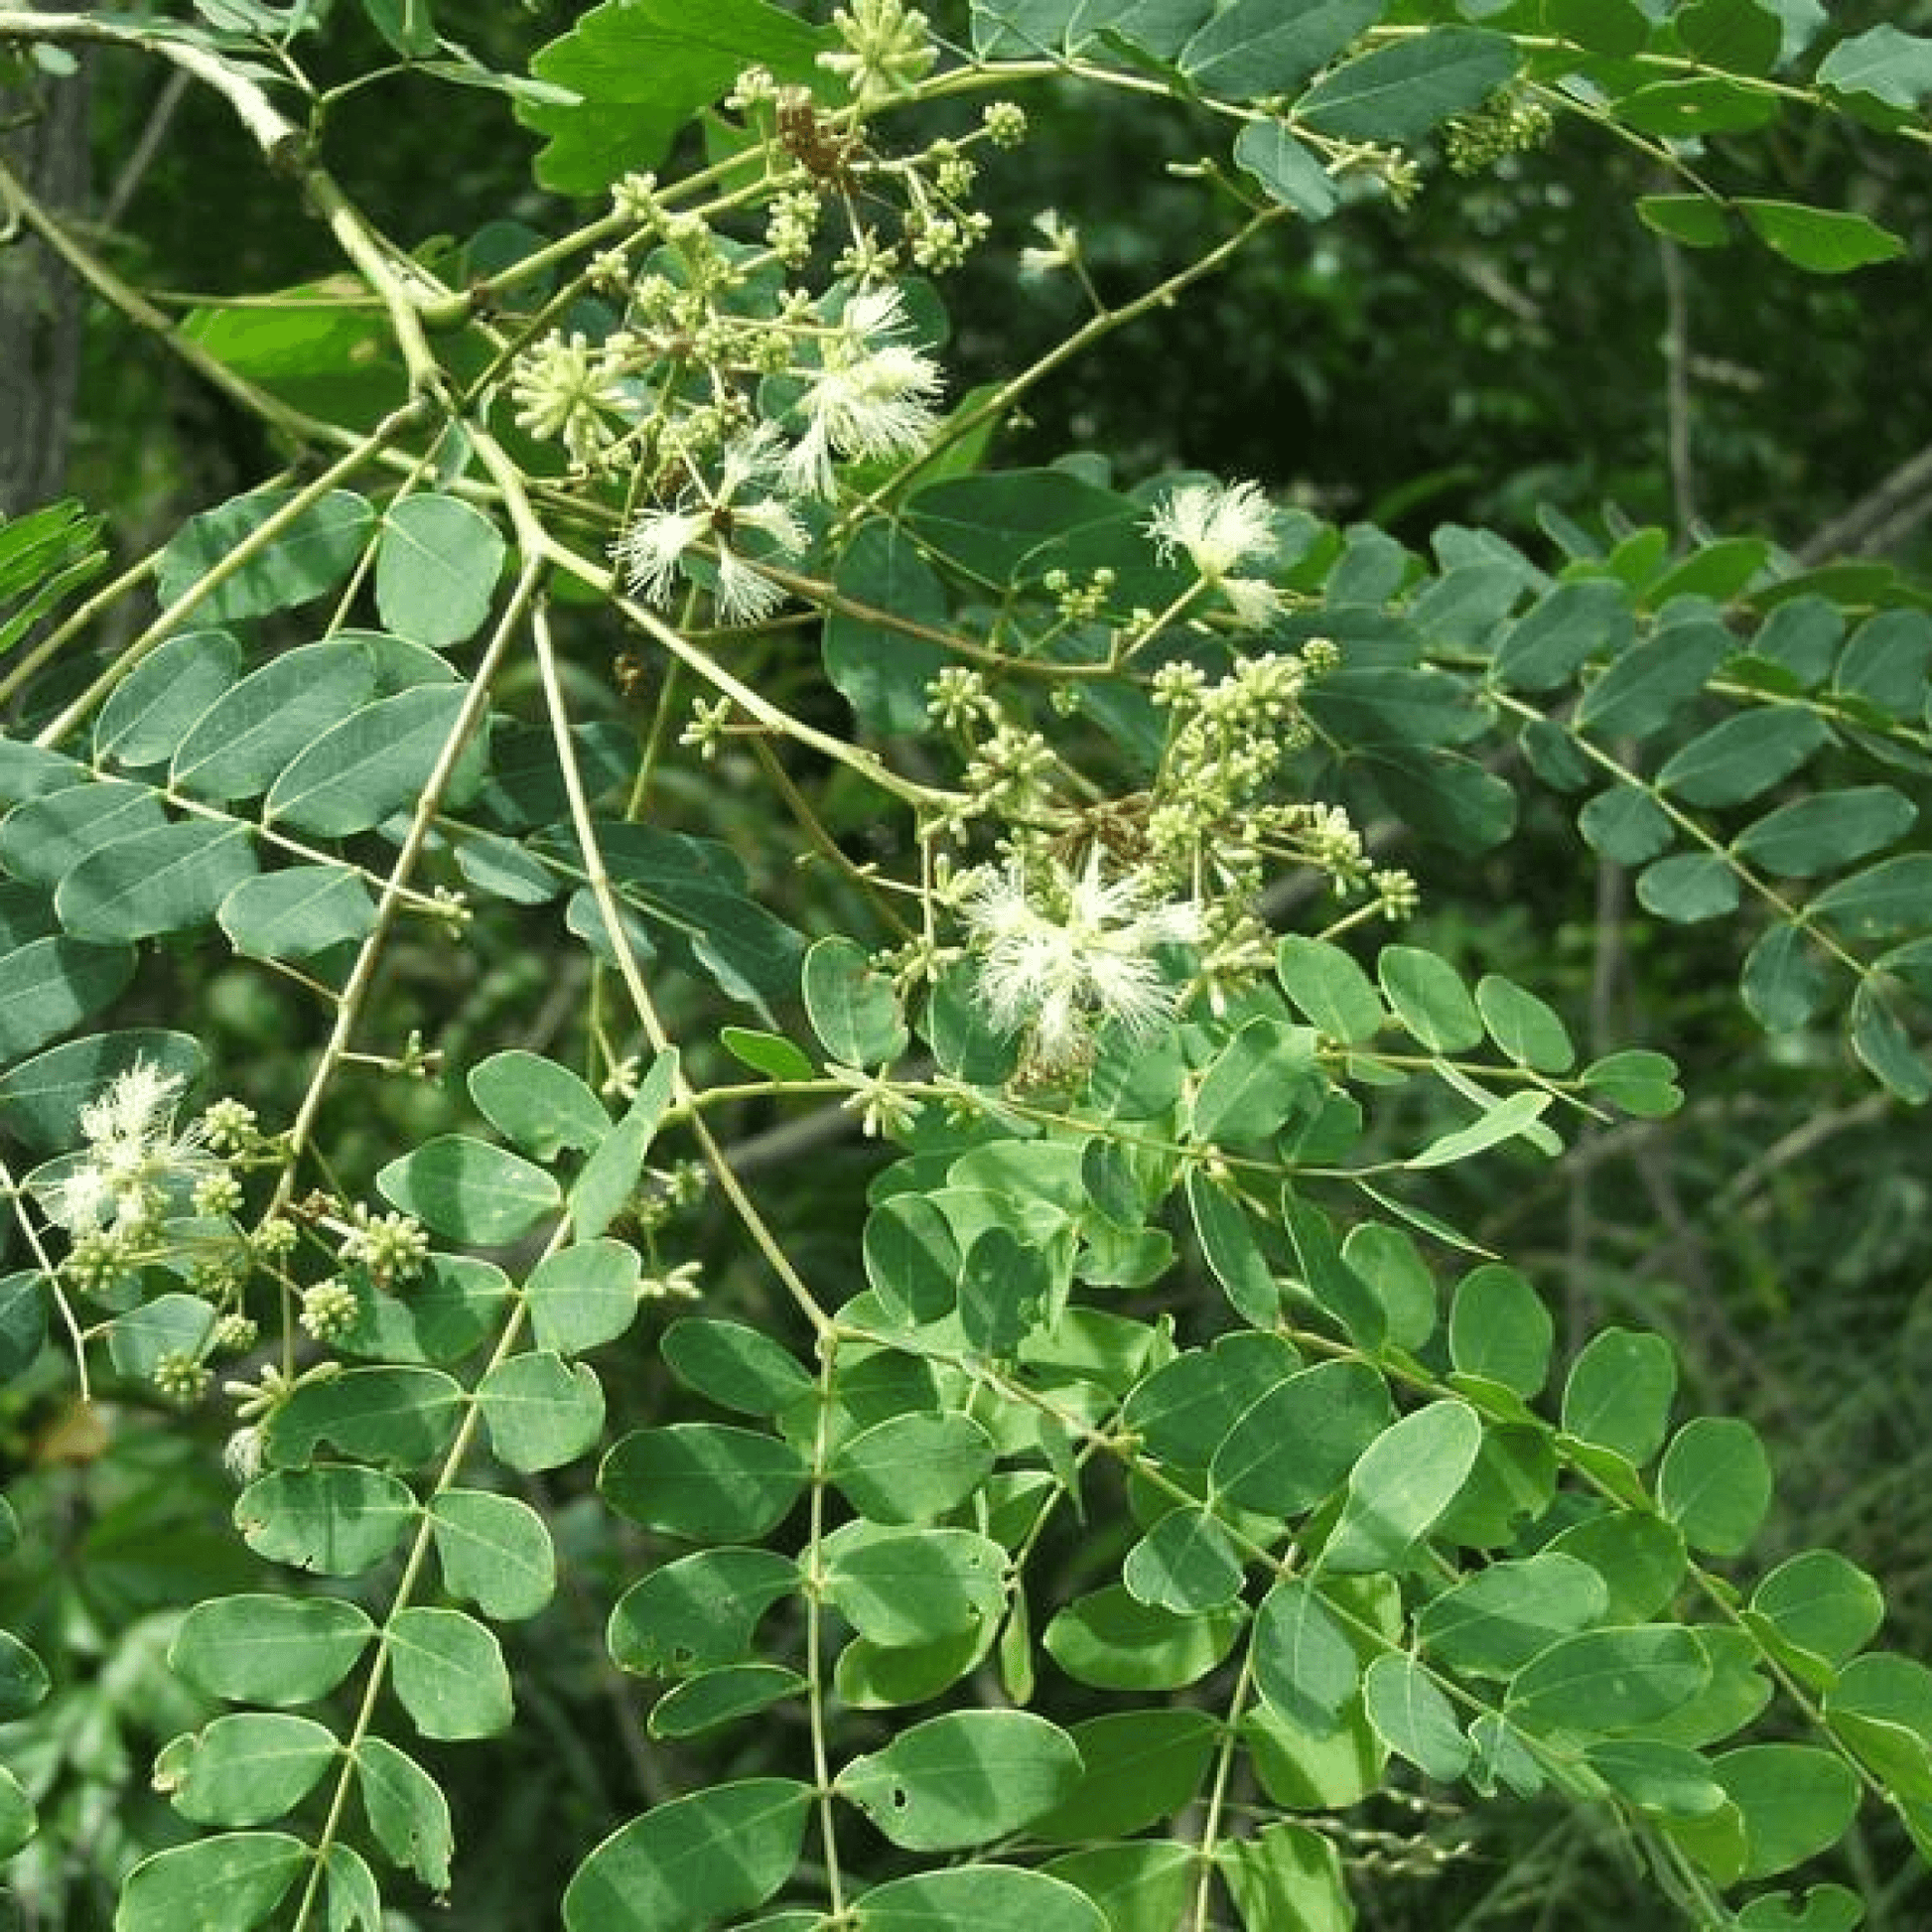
[0,4,1930,1928]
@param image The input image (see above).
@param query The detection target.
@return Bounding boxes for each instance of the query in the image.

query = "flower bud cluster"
[42,1064,268,1340]
[628,1160,710,1236]
[499,22,1030,633]
[819,0,936,108]
[1444,92,1556,175]
[337,1206,430,1289]
[299,1278,361,1346]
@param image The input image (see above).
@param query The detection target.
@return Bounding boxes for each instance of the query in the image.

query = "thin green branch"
[271,553,540,1206]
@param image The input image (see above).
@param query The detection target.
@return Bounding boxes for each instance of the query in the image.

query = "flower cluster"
[337,1206,430,1289]
[1146,644,1414,956]
[593,284,945,627]
[616,425,809,626]
[497,26,1029,631]
[782,285,944,495]
[299,1279,361,1345]
[1146,479,1285,630]
[508,332,632,469]
[48,1060,220,1241]
[818,0,936,108]
[963,849,1203,1073]
[1444,90,1556,175]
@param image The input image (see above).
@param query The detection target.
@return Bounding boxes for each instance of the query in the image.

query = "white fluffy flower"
[1019,208,1080,279]
[78,1058,179,1146]
[50,1059,215,1235]
[618,505,709,607]
[615,426,809,625]
[781,284,944,497]
[964,851,1202,1069]
[1146,480,1284,628]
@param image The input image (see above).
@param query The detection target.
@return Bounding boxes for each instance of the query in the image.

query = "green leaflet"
[823,1524,1008,1648]
[234,1463,417,1577]
[57,820,259,944]
[1507,1625,1712,1737]
[469,1049,611,1159]
[648,1665,806,1740]
[387,1606,514,1739]
[430,1489,558,1621]
[1417,1554,1608,1678]
[376,1135,561,1244]
[157,1713,339,1828]
[522,1,834,193]
[609,1548,798,1677]
[571,1048,677,1240]
[1218,1822,1351,1932]
[1713,1744,1862,1879]
[93,629,240,767]
[1738,200,1906,274]
[0,1628,49,1721]
[854,1863,1107,1932]
[1297,29,1520,142]
[902,470,1134,584]
[824,518,951,734]
[1658,1418,1773,1558]
[803,934,908,1066]
[354,1736,453,1889]
[1032,1710,1218,1843]
[476,1351,606,1472]
[155,488,373,623]
[1254,1577,1360,1735]
[1362,1653,1470,1780]
[1043,1586,1242,1692]
[374,494,505,647]
[1574,619,1729,742]
[1211,1358,1391,1517]
[1378,944,1483,1052]
[1656,708,1831,808]
[827,1411,996,1524]
[1562,1327,1676,1466]
[266,684,478,836]
[835,1710,1083,1851]
[1817,23,1932,111]
[602,1423,808,1541]
[265,1366,466,1470]
[1232,122,1337,220]
[0,781,165,890]
[0,934,136,1060]
[561,1778,812,1932]
[1178,0,1382,99]
[218,866,376,961]
[0,499,103,660]
[528,1242,644,1356]
[0,1761,33,1862]
[116,1833,310,1931]
[1122,1506,1244,1613]
[170,640,375,802]
[170,1594,374,1707]
[1449,1263,1553,1396]
[1749,1551,1884,1678]
[1319,1401,1484,1575]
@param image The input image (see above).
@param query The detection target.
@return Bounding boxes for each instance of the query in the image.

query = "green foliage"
[0,2,1929,1928]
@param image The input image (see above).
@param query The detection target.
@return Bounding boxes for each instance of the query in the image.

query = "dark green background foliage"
[1,2,1932,1929]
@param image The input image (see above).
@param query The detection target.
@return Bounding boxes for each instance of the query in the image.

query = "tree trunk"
[0,21,91,518]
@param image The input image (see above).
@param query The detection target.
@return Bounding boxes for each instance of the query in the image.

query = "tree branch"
[1796,440,1932,566]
